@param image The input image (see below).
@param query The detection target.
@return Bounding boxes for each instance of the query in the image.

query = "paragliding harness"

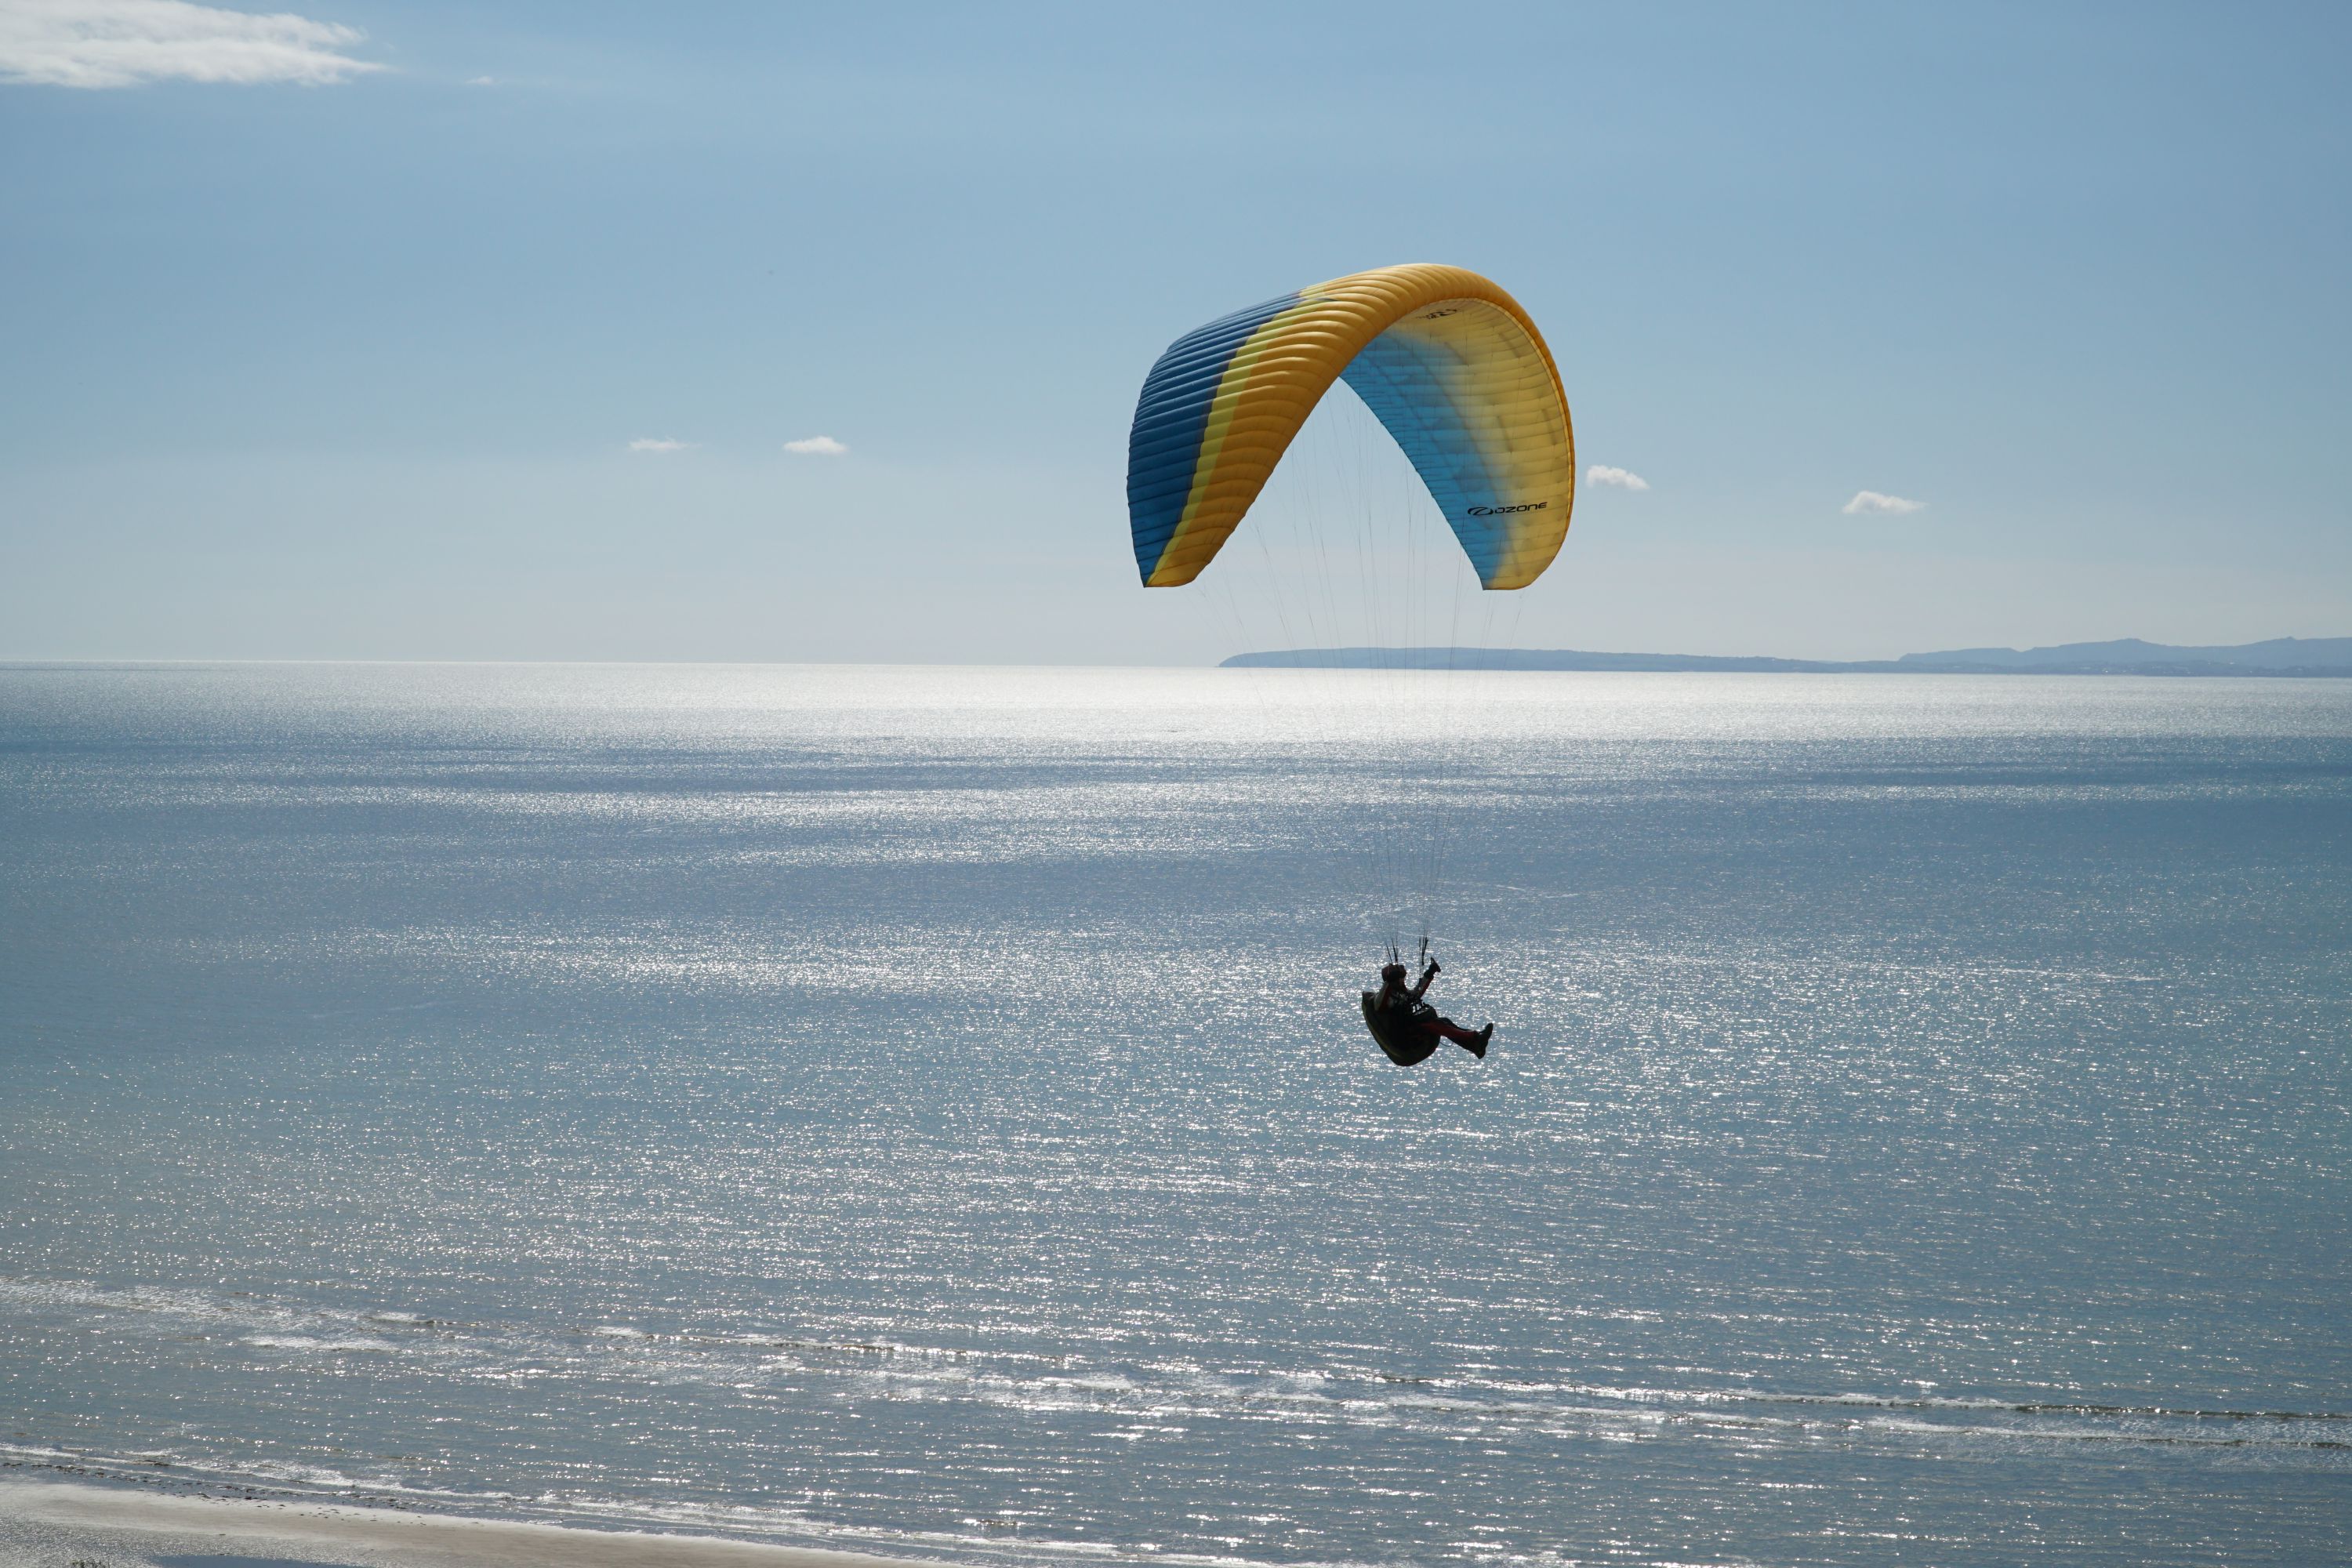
[1360,937,1443,1067]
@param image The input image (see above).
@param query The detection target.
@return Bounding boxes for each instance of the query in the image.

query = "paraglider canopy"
[1127,263,1576,591]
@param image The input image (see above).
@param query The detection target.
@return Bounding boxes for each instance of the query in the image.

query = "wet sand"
[0,1481,946,1568]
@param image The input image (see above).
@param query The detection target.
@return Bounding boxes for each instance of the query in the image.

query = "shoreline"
[0,1477,953,1568]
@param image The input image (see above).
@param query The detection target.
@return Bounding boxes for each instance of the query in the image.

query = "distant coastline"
[1222,636,2352,677]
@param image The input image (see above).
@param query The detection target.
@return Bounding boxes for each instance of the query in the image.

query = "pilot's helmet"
[1380,962,1408,982]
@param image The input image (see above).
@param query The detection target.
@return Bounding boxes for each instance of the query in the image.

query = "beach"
[0,1479,940,1568]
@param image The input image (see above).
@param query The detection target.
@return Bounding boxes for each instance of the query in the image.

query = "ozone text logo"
[1466,502,1548,517]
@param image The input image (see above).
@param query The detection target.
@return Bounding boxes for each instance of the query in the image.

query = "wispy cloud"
[626,437,691,454]
[1842,490,1926,516]
[464,74,496,87]
[0,0,385,89]
[1586,464,1650,492]
[783,435,847,456]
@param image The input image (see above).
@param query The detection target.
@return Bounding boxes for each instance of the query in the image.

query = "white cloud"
[1586,464,1650,492]
[1842,490,1926,516]
[464,74,496,87]
[783,435,847,456]
[626,437,690,454]
[0,0,384,89]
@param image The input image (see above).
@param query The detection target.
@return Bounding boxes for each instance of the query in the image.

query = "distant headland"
[1221,637,2352,677]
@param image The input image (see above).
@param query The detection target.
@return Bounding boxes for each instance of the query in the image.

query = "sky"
[1,0,2346,664]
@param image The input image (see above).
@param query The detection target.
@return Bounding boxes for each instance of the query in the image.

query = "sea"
[2,662,2347,1567]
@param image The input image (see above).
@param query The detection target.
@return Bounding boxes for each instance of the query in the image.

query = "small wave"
[0,1274,467,1341]
[243,1334,398,1353]
[241,1459,368,1488]
[1701,1385,2352,1425]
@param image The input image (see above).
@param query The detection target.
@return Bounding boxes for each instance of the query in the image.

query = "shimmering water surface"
[2,664,2347,1567]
